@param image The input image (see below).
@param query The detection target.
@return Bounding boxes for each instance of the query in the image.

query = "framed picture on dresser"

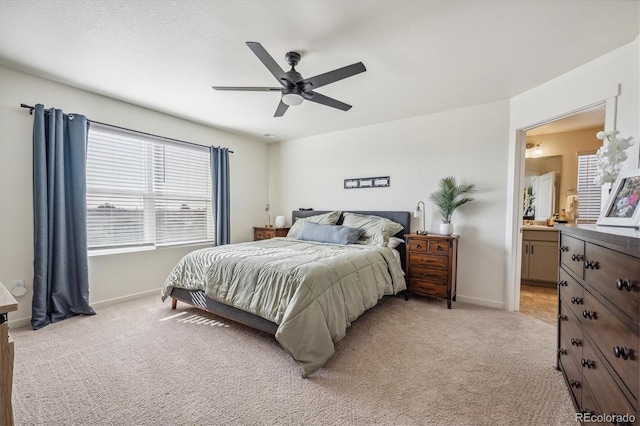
[597,168,640,229]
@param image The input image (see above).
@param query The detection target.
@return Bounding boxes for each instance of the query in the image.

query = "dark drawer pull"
[571,253,584,262]
[569,379,581,388]
[558,314,568,321]
[558,348,567,356]
[582,310,596,320]
[570,297,583,305]
[558,280,568,287]
[613,346,631,360]
[436,245,442,251]
[415,244,423,250]
[584,260,599,269]
[570,338,582,347]
[581,358,595,369]
[616,278,632,291]
[559,246,569,252]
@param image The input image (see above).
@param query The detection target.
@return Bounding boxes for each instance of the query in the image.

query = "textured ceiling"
[0,0,638,142]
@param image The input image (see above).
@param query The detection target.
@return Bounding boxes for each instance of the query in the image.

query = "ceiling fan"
[212,42,366,117]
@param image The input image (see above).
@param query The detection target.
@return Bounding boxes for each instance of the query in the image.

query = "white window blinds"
[86,124,213,250]
[576,152,602,223]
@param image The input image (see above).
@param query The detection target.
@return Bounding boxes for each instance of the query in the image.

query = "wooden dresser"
[556,224,639,424]
[253,226,290,241]
[404,234,458,309]
[1,282,17,426]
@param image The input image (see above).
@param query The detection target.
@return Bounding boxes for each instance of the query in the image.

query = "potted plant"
[429,176,476,235]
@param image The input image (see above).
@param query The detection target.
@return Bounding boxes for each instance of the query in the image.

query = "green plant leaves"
[429,176,476,223]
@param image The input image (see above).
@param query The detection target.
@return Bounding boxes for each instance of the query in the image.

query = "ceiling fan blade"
[302,91,352,111]
[246,42,291,86]
[274,100,289,117]
[302,62,366,91]
[212,86,281,91]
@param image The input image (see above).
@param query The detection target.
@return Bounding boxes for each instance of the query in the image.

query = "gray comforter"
[161,237,406,376]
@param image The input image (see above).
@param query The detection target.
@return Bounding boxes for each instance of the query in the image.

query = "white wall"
[0,66,269,324]
[505,36,640,311]
[269,100,511,308]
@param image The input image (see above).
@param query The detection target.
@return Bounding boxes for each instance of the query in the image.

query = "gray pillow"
[341,212,404,246]
[287,210,342,238]
[296,222,363,245]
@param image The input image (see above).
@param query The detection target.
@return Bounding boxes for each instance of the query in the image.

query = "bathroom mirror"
[523,155,562,220]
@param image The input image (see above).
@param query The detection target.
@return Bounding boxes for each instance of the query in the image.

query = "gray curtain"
[32,104,95,330]
[210,146,230,245]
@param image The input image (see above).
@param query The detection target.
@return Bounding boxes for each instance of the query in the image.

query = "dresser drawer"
[255,230,274,240]
[558,339,582,406]
[559,268,585,323]
[584,242,639,322]
[583,289,639,401]
[559,336,582,408]
[582,337,637,421]
[409,253,448,270]
[407,279,447,297]
[579,385,604,424]
[408,239,428,252]
[560,234,584,278]
[408,265,448,284]
[560,301,583,366]
[427,240,450,255]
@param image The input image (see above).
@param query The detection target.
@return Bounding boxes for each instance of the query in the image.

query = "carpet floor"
[10,294,576,425]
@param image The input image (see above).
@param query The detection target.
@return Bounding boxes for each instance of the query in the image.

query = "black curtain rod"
[20,103,233,153]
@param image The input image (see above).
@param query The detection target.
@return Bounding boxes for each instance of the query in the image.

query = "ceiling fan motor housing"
[285,51,301,67]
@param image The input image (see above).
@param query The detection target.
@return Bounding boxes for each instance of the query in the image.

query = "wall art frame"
[344,176,390,189]
[596,168,640,229]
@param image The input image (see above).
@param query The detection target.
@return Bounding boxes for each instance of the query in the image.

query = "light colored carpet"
[10,294,576,425]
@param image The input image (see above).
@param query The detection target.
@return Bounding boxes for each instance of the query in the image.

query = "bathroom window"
[576,151,601,222]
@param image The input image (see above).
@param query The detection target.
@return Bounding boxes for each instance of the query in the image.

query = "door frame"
[506,92,619,312]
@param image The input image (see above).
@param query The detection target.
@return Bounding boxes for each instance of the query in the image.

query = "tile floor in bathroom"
[519,284,557,325]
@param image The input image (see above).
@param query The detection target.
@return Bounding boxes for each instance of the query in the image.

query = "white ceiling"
[0,0,638,142]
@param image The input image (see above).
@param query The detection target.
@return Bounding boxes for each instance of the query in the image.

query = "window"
[576,151,602,223]
[86,124,213,251]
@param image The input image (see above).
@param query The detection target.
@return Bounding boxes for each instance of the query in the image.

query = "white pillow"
[387,236,404,249]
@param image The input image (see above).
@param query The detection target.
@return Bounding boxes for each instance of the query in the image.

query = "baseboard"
[90,288,160,310]
[455,295,504,310]
[8,288,161,328]
[8,316,31,328]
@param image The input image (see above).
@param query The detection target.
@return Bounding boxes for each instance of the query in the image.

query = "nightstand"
[253,227,290,241]
[404,234,458,308]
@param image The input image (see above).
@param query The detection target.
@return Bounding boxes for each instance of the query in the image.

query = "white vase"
[439,222,454,236]
[275,216,287,228]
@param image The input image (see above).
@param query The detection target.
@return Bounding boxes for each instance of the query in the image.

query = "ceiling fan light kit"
[213,42,366,117]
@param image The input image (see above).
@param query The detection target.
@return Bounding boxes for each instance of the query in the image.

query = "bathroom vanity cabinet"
[521,228,559,285]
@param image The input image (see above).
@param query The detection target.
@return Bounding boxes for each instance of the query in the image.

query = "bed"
[161,210,410,376]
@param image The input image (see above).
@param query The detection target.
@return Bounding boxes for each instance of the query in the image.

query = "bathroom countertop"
[522,224,558,232]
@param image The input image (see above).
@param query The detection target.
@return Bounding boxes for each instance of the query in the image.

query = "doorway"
[517,105,605,324]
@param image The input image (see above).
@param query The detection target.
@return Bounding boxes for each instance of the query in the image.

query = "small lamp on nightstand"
[414,201,428,235]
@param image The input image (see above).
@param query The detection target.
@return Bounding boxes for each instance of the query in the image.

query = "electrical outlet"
[11,279,27,297]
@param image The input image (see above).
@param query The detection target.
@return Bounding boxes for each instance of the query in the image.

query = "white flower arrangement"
[594,130,635,185]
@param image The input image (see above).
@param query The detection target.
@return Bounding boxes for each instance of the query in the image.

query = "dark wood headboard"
[291,210,411,270]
